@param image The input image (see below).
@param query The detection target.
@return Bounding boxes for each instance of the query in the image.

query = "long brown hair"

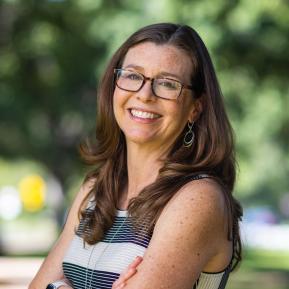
[78,23,242,270]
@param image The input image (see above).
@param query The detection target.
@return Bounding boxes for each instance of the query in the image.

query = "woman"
[29,23,242,289]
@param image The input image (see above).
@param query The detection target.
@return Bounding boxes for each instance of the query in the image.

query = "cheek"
[165,101,190,120]
[113,88,129,107]
[166,102,194,131]
[162,106,186,136]
[113,90,130,126]
[113,90,123,112]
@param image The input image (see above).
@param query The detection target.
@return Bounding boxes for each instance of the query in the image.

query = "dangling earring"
[183,121,195,147]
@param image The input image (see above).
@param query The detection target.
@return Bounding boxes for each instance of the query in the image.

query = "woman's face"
[113,42,201,153]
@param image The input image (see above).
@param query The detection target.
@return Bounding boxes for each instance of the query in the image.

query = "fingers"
[113,283,126,289]
[112,269,136,289]
[128,256,143,268]
[112,267,136,288]
[112,256,143,289]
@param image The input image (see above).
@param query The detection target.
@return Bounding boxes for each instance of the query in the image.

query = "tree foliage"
[0,0,288,213]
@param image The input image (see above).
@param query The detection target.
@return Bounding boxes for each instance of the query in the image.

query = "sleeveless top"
[62,174,232,289]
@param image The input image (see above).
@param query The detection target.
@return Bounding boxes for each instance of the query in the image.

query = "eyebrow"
[123,64,182,81]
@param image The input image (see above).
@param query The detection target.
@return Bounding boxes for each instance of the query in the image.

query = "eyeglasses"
[114,68,194,100]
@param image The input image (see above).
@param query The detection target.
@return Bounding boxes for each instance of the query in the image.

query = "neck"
[119,143,167,209]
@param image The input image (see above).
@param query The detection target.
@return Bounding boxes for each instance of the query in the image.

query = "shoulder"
[176,177,225,207]
[156,177,227,228]
[63,177,96,231]
[74,177,95,205]
[80,177,95,196]
[153,177,228,252]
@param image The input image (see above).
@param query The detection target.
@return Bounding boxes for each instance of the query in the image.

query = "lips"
[129,108,162,120]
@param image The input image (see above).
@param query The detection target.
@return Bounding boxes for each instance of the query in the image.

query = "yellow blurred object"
[19,175,46,212]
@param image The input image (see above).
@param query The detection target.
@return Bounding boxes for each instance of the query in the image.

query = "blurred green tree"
[0,0,288,215]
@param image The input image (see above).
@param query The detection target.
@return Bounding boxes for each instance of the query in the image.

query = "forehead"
[122,42,193,81]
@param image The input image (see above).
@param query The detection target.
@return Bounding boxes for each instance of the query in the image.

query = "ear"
[188,98,203,123]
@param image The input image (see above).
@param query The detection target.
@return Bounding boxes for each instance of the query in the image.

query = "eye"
[122,71,143,81]
[157,79,179,90]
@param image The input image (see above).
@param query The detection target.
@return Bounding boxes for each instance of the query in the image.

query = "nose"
[135,79,156,102]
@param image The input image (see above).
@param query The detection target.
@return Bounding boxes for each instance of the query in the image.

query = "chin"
[124,132,156,145]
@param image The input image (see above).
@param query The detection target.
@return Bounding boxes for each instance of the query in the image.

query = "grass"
[227,249,289,289]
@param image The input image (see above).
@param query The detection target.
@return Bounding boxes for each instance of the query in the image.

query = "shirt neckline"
[116,208,128,217]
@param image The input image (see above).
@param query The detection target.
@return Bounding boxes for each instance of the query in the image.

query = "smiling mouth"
[129,109,161,120]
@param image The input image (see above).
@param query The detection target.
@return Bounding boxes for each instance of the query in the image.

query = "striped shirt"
[63,178,231,289]
[63,210,231,289]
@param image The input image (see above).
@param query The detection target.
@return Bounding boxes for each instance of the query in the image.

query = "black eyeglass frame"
[114,68,194,100]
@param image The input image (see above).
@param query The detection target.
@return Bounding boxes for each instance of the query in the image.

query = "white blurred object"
[0,186,22,220]
[241,222,289,251]
[45,176,64,209]
[1,218,57,254]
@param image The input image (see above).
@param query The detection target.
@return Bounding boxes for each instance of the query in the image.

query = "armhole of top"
[189,173,211,181]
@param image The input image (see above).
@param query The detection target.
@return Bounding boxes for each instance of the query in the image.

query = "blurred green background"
[0,0,288,288]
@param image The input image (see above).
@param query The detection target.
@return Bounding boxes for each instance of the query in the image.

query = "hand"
[112,256,143,289]
[59,286,73,289]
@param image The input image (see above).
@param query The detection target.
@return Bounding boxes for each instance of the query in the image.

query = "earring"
[183,121,195,147]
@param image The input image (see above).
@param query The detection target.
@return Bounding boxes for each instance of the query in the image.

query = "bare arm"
[29,180,94,289]
[122,179,232,289]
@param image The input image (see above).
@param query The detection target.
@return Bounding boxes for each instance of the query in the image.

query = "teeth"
[130,109,160,119]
